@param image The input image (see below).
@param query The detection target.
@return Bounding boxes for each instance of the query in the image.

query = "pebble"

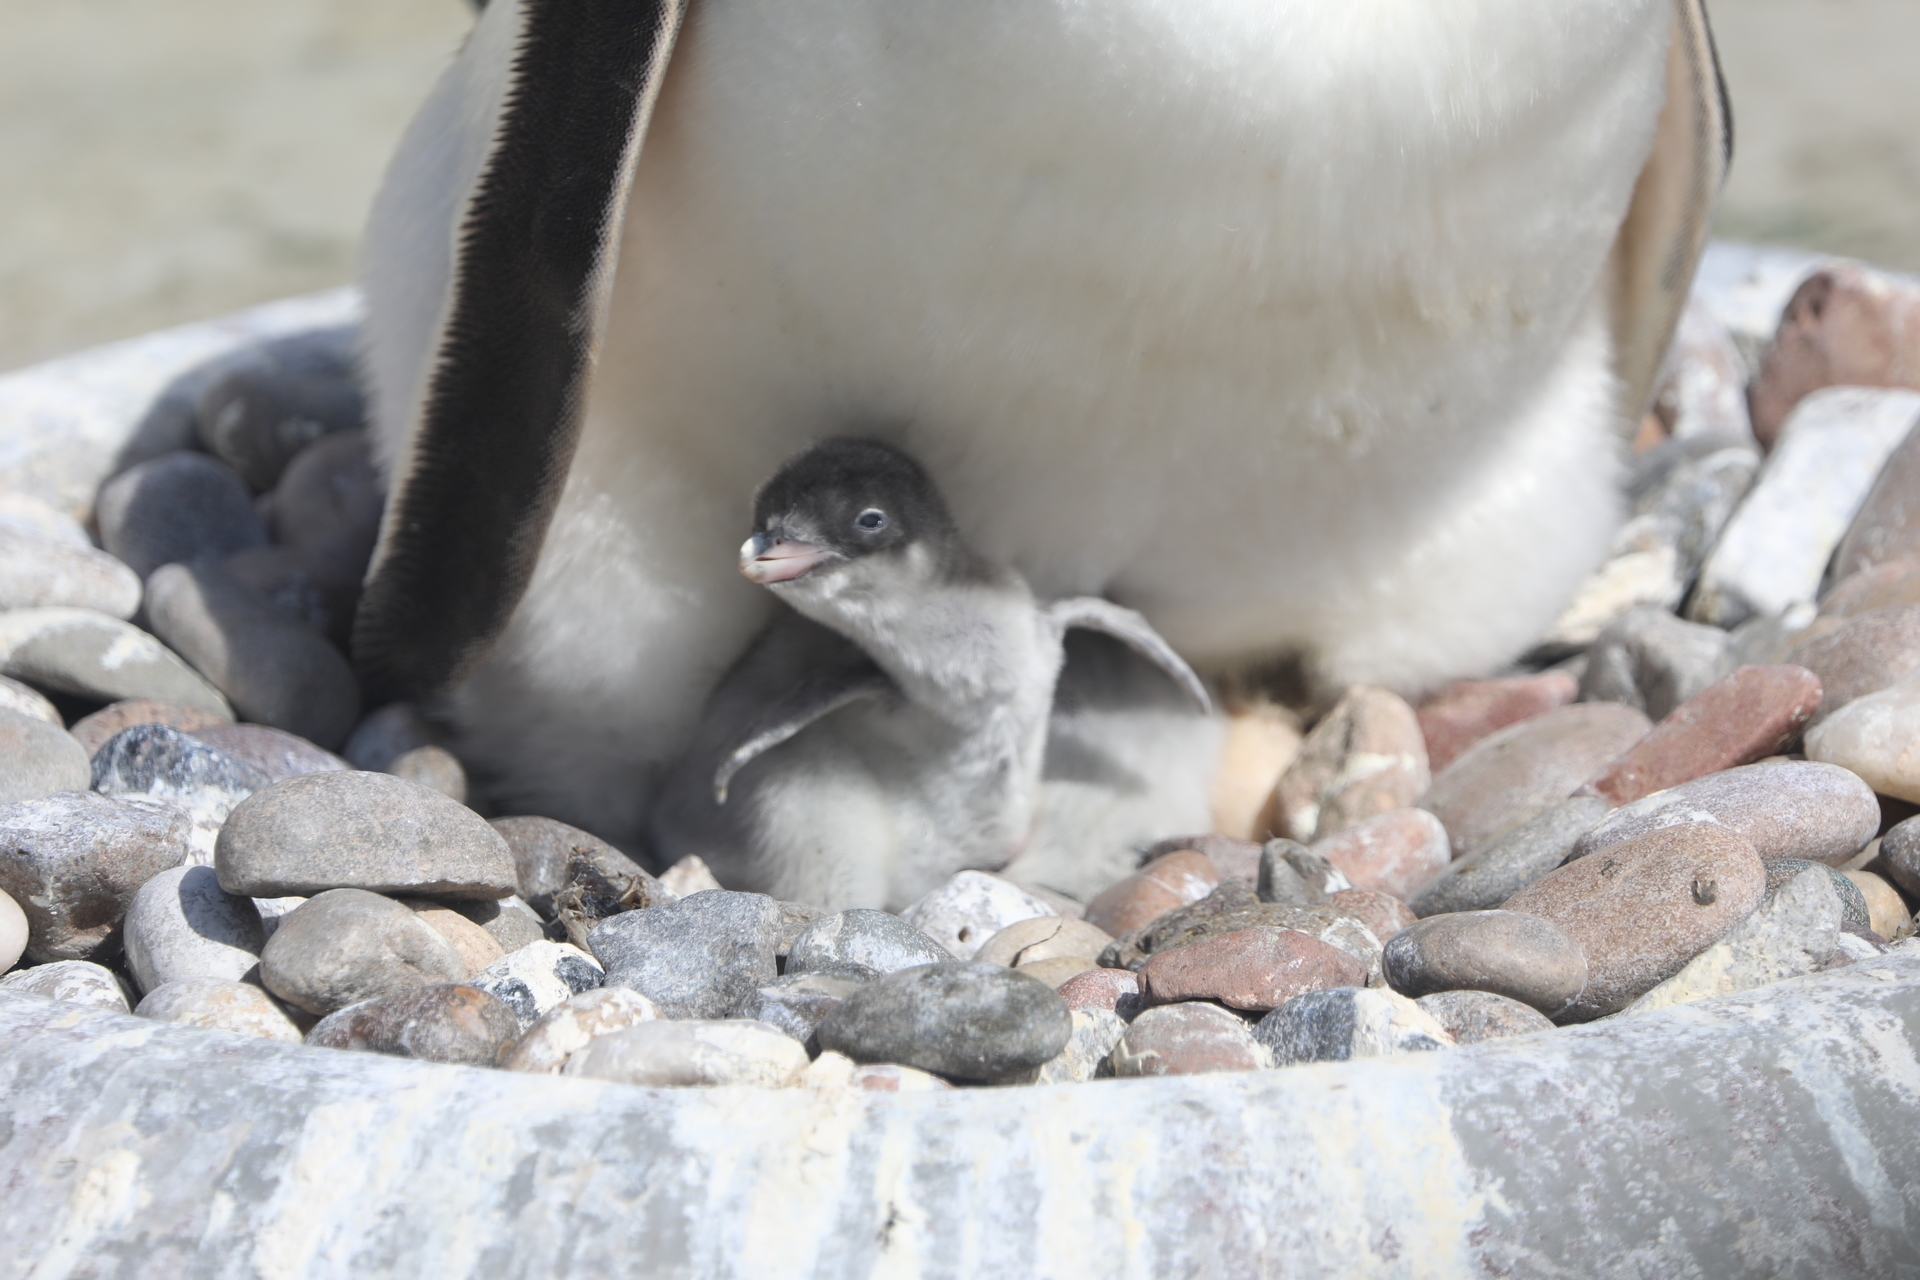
[1817,560,1920,630]
[0,494,90,547]
[134,978,303,1041]
[784,909,950,979]
[0,675,60,727]
[187,722,346,782]
[0,790,190,961]
[973,916,1114,970]
[773,900,829,958]
[1805,676,1920,803]
[1416,671,1578,773]
[0,886,24,970]
[1625,867,1843,1014]
[657,855,724,898]
[1325,888,1416,945]
[307,984,521,1066]
[388,745,467,804]
[250,895,306,941]
[1259,686,1429,843]
[68,698,230,756]
[467,939,604,1029]
[0,709,88,804]
[501,987,660,1074]
[1763,859,1871,934]
[1411,797,1609,918]
[1419,702,1651,859]
[196,346,366,492]
[342,702,440,773]
[0,525,141,618]
[738,971,866,1047]
[1381,911,1587,1017]
[1748,264,1920,448]
[1308,808,1450,900]
[1139,833,1266,883]
[91,723,269,861]
[1412,990,1555,1044]
[816,962,1072,1081]
[1581,664,1823,806]
[221,544,358,646]
[1257,841,1350,904]
[1054,967,1141,1014]
[1252,987,1455,1065]
[398,899,506,977]
[1102,883,1384,983]
[1032,1008,1129,1084]
[1107,1002,1273,1076]
[259,428,383,581]
[1578,608,1731,721]
[1690,388,1920,628]
[1206,701,1303,840]
[122,864,265,993]
[803,1052,955,1092]
[1649,291,1755,430]
[1138,926,1366,1011]
[587,890,781,1019]
[449,895,548,954]
[1571,761,1880,868]
[1541,545,1687,649]
[258,887,468,1015]
[1617,440,1760,589]
[0,959,131,1012]
[1833,414,1920,584]
[144,562,361,749]
[1789,604,1920,727]
[1503,823,1766,1021]
[1879,815,1920,898]
[1841,870,1912,941]
[216,770,516,900]
[901,869,1061,959]
[1725,604,1820,669]
[1082,850,1218,938]
[0,607,229,715]
[93,451,267,578]
[563,1019,810,1088]
[489,814,662,919]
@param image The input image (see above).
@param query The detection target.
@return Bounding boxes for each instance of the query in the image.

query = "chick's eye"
[855,509,887,532]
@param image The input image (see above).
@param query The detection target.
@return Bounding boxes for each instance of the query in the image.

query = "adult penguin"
[354,0,1730,850]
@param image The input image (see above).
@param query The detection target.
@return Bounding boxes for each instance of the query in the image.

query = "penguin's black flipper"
[352,1,687,703]
[1048,598,1212,715]
[712,667,896,805]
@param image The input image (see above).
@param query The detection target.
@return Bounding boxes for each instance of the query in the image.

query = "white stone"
[0,959,130,1011]
[0,495,89,548]
[1806,677,1920,804]
[1541,546,1684,649]
[500,987,659,1075]
[901,870,1059,959]
[1034,1008,1128,1085]
[1626,868,1843,1014]
[134,978,303,1042]
[562,1018,809,1088]
[469,940,604,1029]
[0,526,141,619]
[0,607,229,717]
[655,854,721,899]
[123,865,265,994]
[0,676,59,726]
[0,886,25,972]
[802,1051,953,1092]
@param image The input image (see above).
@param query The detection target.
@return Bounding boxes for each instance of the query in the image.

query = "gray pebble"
[0,675,60,726]
[1099,881,1382,983]
[94,451,266,578]
[815,961,1072,1082]
[1763,858,1871,933]
[0,607,229,715]
[1626,867,1844,1013]
[215,770,515,900]
[195,342,365,492]
[0,959,132,1012]
[1571,761,1879,867]
[562,1019,809,1088]
[1382,910,1587,1017]
[133,977,304,1041]
[0,525,141,619]
[305,983,519,1066]
[187,722,347,783]
[0,709,88,804]
[785,909,950,980]
[899,870,1060,960]
[260,428,383,584]
[91,723,269,861]
[1411,796,1611,918]
[738,971,866,1047]
[1578,608,1732,721]
[467,939,604,1029]
[0,790,191,962]
[1032,1007,1129,1084]
[1880,816,1920,900]
[388,745,467,805]
[449,895,548,954]
[258,887,467,1015]
[1413,990,1555,1043]
[341,702,440,773]
[587,890,781,1019]
[774,900,829,958]
[1252,986,1456,1065]
[122,864,265,993]
[1256,839,1348,905]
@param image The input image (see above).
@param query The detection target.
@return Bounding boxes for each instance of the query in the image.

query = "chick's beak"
[740,531,831,584]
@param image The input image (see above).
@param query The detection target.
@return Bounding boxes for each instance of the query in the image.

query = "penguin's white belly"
[448,0,1672,838]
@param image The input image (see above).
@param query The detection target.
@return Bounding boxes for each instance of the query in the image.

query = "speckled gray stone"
[900,871,1060,960]
[122,864,265,994]
[91,723,269,861]
[587,890,781,1019]
[94,451,267,578]
[1626,867,1844,1013]
[0,525,141,618]
[133,978,304,1042]
[562,1019,810,1088]
[0,608,229,715]
[817,962,1072,1081]
[187,722,347,783]
[0,709,88,805]
[1413,989,1556,1043]
[0,790,191,961]
[467,941,603,1030]
[738,972,867,1047]
[306,983,519,1066]
[0,960,131,1012]
[785,909,950,980]
[1571,761,1880,867]
[258,888,467,1016]
[1578,607,1732,721]
[1252,987,1455,1065]
[1764,859,1871,934]
[1411,796,1610,918]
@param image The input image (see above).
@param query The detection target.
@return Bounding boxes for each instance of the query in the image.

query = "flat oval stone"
[215,770,516,900]
[1790,604,1920,726]
[0,675,60,727]
[1411,797,1611,918]
[0,709,88,804]
[1625,867,1844,1014]
[92,723,270,862]
[196,349,366,493]
[1054,967,1140,1014]
[785,909,950,979]
[1083,850,1217,938]
[1413,989,1555,1044]
[123,864,265,993]
[1256,840,1350,904]
[388,745,467,804]
[1107,1002,1272,1077]
[1260,686,1429,843]
[1416,671,1579,774]
[0,608,229,716]
[562,1019,809,1088]
[68,698,230,756]
[973,916,1114,969]
[95,451,267,578]
[258,887,468,1015]
[586,890,780,1019]
[0,525,141,618]
[501,987,659,1075]
[1252,987,1455,1065]
[0,959,130,1011]
[1324,888,1416,945]
[1382,910,1587,1017]
[187,723,347,783]
[1309,808,1450,900]
[816,961,1071,1081]
[1879,814,1920,898]
[467,940,604,1029]
[307,984,520,1066]
[1139,926,1365,1011]
[0,790,191,962]
[1420,703,1651,858]
[1571,761,1879,868]
[1581,665,1823,806]
[134,978,303,1041]
[1503,823,1766,1021]
[1101,882,1383,982]
[0,887,24,971]
[1805,678,1920,803]
[900,870,1060,959]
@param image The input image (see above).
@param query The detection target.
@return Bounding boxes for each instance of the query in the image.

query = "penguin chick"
[649,438,1210,912]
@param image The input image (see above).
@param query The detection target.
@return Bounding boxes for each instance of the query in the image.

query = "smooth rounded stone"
[0,709,88,804]
[738,971,867,1047]
[1789,604,1920,727]
[1309,808,1449,901]
[1503,824,1766,1021]
[1748,264,1920,448]
[489,814,660,919]
[186,723,346,783]
[122,865,265,994]
[1763,859,1871,934]
[1253,986,1456,1065]
[563,1019,809,1088]
[901,869,1061,959]
[466,940,604,1030]
[502,988,660,1074]
[1083,850,1218,938]
[586,890,781,1019]
[1107,1002,1272,1077]
[1139,926,1366,1012]
[973,916,1114,969]
[1625,867,1844,1015]
[342,703,440,773]
[258,888,467,1016]
[1578,608,1731,722]
[1413,989,1555,1044]
[69,699,230,757]
[1691,388,1920,629]
[1015,956,1099,987]
[133,978,302,1042]
[0,675,59,727]
[94,451,267,578]
[657,855,724,898]
[1841,870,1913,941]
[216,770,516,900]
[260,428,383,578]
[783,909,950,979]
[1325,888,1416,946]
[0,790,191,962]
[1381,911,1587,1017]
[0,494,89,547]
[1818,559,1920,627]
[0,525,141,618]
[387,745,467,805]
[1879,814,1920,898]
[1054,967,1140,1014]
[1834,421,1920,586]
[91,723,270,862]
[306,984,521,1067]
[0,886,25,971]
[0,608,229,716]
[1580,665,1823,807]
[448,895,548,954]
[1100,881,1383,981]
[221,544,359,646]
[803,1052,955,1092]
[196,349,366,493]
[1420,703,1651,859]
[144,562,360,749]
[1259,686,1429,843]
[0,959,130,1012]
[1416,671,1579,775]
[1570,761,1880,868]
[1256,840,1350,905]
[1031,1008,1129,1085]
[1725,604,1821,670]
[1805,677,1920,803]
[816,962,1072,1082]
[1138,834,1266,884]
[1206,701,1302,840]
[398,899,506,978]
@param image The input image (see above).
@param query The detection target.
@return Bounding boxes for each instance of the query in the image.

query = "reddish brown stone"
[1083,849,1219,937]
[1325,887,1416,944]
[1138,834,1262,883]
[1789,604,1920,726]
[1416,671,1579,773]
[1817,559,1920,625]
[1309,808,1450,900]
[1260,686,1429,843]
[1138,926,1365,1011]
[1749,265,1920,448]
[1108,1002,1271,1076]
[68,698,230,756]
[1054,967,1141,1013]
[1579,665,1823,806]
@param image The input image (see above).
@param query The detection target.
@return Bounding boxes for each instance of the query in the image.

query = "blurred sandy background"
[2,0,1917,372]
